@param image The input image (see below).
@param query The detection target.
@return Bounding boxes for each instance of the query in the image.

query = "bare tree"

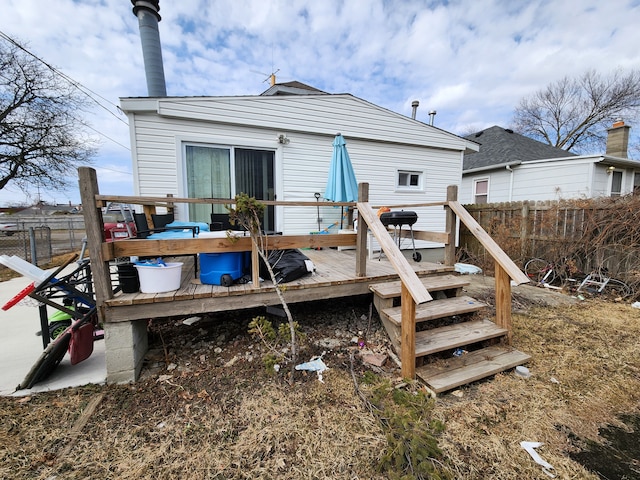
[0,39,96,194]
[513,69,640,153]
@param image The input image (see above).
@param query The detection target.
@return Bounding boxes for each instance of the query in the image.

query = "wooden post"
[166,193,175,217]
[520,201,530,260]
[251,241,260,287]
[78,168,114,309]
[400,283,416,379]
[444,185,457,266]
[346,206,354,229]
[142,204,157,228]
[355,183,369,277]
[494,262,512,344]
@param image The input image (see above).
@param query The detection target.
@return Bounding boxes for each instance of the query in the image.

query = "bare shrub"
[460,194,640,298]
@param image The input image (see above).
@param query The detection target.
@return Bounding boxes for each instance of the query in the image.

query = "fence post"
[68,219,76,250]
[520,201,530,260]
[29,227,37,265]
[444,185,457,266]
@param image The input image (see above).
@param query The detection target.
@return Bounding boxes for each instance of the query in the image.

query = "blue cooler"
[199,252,246,286]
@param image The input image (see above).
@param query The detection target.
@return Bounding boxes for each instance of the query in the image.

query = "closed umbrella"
[324,133,358,229]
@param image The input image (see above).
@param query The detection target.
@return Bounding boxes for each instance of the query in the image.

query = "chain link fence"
[0,216,85,267]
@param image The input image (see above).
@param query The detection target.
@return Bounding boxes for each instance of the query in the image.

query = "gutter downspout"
[506,165,514,201]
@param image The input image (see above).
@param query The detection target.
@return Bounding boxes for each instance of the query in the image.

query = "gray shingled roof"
[463,126,576,171]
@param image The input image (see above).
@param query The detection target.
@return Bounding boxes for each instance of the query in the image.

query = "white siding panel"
[279,132,460,243]
[511,163,592,201]
[130,95,474,151]
[128,105,463,242]
[593,166,610,197]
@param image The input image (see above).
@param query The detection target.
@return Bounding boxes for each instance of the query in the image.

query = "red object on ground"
[69,322,94,365]
[2,282,35,311]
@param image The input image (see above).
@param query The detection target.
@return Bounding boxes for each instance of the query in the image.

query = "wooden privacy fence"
[459,197,640,281]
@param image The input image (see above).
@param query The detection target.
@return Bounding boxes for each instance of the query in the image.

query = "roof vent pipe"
[131,0,167,97]
[428,110,437,126]
[411,100,419,120]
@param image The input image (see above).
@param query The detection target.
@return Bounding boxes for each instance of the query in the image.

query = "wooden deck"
[77,168,531,386]
[103,249,454,323]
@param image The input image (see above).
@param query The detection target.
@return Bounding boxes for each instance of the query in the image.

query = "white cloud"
[1,0,639,205]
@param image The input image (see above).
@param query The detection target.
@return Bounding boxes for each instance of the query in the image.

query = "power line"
[0,31,129,128]
[96,165,133,176]
[85,124,131,152]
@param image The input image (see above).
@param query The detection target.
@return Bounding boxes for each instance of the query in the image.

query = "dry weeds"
[437,300,640,479]
[1,295,639,479]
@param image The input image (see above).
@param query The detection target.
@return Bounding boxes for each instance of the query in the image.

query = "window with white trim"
[474,178,489,204]
[396,170,423,190]
[633,172,640,195]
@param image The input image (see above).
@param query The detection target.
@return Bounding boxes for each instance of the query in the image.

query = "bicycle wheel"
[601,278,633,299]
[524,258,556,284]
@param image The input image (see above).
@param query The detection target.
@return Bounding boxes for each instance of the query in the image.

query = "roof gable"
[463,126,576,171]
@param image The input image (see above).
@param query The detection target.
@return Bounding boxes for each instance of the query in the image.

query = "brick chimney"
[606,120,631,158]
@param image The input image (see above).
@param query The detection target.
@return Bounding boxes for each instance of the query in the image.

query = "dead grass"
[437,300,640,479]
[0,297,639,479]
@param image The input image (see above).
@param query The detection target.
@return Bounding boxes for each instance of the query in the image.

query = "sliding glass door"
[185,145,275,229]
[235,148,275,231]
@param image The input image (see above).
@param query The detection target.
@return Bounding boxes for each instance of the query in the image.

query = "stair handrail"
[356,201,432,305]
[357,200,431,380]
[448,201,530,285]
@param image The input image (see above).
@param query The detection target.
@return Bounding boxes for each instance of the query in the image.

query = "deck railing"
[78,167,529,379]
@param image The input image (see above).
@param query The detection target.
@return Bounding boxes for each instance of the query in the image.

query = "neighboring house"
[119,83,478,247]
[11,202,79,216]
[460,122,640,204]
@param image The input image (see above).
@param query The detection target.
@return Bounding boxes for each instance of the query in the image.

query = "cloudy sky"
[1,0,639,206]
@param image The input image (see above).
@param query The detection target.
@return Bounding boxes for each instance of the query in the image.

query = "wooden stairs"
[370,274,531,394]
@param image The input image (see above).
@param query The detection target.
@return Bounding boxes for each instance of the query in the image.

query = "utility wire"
[0,31,129,128]
[85,124,131,152]
[96,165,133,176]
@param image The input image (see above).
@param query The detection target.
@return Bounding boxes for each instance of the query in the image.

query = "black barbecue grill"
[379,210,422,262]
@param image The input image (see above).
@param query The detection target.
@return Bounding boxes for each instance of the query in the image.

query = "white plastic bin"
[134,262,183,293]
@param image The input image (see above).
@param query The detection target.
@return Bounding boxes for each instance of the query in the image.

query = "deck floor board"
[104,249,453,322]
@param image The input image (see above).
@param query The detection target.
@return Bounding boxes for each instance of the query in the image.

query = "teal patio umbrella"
[324,134,358,228]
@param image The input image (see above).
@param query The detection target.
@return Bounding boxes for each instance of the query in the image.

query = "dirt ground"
[0,273,639,479]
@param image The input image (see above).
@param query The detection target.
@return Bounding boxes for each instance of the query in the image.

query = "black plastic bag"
[262,249,314,284]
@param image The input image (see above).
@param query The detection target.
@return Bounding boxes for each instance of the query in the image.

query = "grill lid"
[379,210,418,227]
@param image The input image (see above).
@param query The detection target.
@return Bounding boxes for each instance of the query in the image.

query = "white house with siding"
[119,85,478,246]
[460,123,640,204]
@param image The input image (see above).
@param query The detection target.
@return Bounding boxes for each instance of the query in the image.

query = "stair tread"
[370,274,470,299]
[382,295,486,326]
[415,319,507,357]
[416,346,531,393]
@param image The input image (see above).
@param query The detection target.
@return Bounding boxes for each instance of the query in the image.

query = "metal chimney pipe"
[428,110,437,126]
[411,100,419,120]
[131,0,167,97]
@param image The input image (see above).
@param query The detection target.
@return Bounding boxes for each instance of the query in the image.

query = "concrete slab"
[0,272,106,396]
